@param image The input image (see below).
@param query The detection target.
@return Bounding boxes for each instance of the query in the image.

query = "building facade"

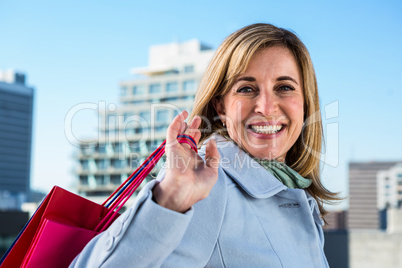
[348,161,400,229]
[75,40,214,204]
[0,70,34,210]
[377,163,402,210]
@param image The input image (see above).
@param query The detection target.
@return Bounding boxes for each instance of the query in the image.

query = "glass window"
[110,175,121,185]
[129,141,140,153]
[120,86,128,96]
[156,126,167,134]
[133,85,146,95]
[184,65,194,73]
[150,98,161,103]
[166,82,178,93]
[79,176,88,185]
[123,112,133,121]
[183,80,196,91]
[149,83,161,94]
[156,110,169,123]
[125,128,135,136]
[162,97,180,102]
[96,144,107,154]
[183,95,195,101]
[111,143,122,153]
[80,160,89,170]
[139,111,151,122]
[95,159,107,170]
[111,159,125,169]
[80,144,94,155]
[95,175,105,185]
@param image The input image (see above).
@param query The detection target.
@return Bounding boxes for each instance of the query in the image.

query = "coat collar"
[199,134,287,199]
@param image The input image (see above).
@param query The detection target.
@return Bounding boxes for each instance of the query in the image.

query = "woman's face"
[215,46,304,162]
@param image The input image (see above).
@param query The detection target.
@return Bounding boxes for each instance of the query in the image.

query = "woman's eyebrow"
[235,76,256,83]
[276,76,298,85]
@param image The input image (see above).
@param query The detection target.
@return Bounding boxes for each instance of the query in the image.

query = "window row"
[79,139,165,156]
[121,80,196,96]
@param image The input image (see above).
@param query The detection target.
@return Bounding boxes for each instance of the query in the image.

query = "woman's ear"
[212,98,225,118]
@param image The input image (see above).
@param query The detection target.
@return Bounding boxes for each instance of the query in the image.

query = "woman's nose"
[254,92,278,116]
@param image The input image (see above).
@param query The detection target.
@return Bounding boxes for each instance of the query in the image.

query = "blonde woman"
[71,23,339,268]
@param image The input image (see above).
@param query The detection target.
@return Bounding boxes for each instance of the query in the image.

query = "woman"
[70,23,338,267]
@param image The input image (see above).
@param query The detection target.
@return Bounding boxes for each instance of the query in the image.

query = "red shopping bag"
[1,186,118,268]
[0,134,197,268]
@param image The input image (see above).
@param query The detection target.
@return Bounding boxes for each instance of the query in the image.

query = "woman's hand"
[152,110,220,213]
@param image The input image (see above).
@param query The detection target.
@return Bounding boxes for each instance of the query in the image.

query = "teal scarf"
[221,133,312,189]
[253,159,312,189]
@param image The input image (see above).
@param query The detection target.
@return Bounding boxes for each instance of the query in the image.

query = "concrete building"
[377,163,402,210]
[323,210,347,231]
[348,162,399,229]
[75,40,214,204]
[349,230,402,268]
[0,70,34,210]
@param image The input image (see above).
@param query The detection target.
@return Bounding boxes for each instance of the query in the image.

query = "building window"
[111,159,125,169]
[133,85,146,95]
[125,128,135,136]
[123,112,134,121]
[120,86,128,96]
[79,176,88,185]
[184,65,194,73]
[149,83,161,94]
[139,111,151,122]
[156,126,167,134]
[182,95,195,101]
[110,175,121,185]
[166,82,178,93]
[95,175,105,185]
[96,144,107,154]
[95,159,107,170]
[80,160,89,170]
[156,110,169,123]
[162,97,180,102]
[183,80,196,91]
[80,144,94,155]
[112,143,123,153]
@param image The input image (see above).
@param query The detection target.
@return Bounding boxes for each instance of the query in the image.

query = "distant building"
[0,70,34,210]
[349,230,402,268]
[348,161,399,230]
[377,163,402,210]
[75,40,214,204]
[323,210,347,231]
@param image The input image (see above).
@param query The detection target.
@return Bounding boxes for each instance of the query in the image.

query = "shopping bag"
[0,134,197,268]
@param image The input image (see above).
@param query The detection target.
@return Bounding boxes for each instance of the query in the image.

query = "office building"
[323,210,347,231]
[377,163,402,209]
[348,161,399,229]
[0,70,34,210]
[75,40,214,204]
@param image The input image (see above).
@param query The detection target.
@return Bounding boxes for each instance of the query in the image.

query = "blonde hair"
[189,23,339,216]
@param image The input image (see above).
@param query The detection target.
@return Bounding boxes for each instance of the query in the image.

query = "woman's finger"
[166,110,188,147]
[205,139,220,170]
[184,115,201,144]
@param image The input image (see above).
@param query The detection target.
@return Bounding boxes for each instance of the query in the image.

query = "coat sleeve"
[69,179,194,268]
[69,163,228,268]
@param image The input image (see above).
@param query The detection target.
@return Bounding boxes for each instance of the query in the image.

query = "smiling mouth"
[249,124,284,134]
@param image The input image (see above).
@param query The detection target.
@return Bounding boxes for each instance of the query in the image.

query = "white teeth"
[250,125,283,134]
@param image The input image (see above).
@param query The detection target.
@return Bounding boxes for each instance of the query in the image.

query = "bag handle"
[95,134,197,232]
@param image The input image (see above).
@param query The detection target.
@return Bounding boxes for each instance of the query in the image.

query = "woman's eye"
[277,85,295,91]
[237,87,254,93]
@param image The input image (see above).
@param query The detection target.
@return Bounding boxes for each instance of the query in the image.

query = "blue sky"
[1,0,401,209]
